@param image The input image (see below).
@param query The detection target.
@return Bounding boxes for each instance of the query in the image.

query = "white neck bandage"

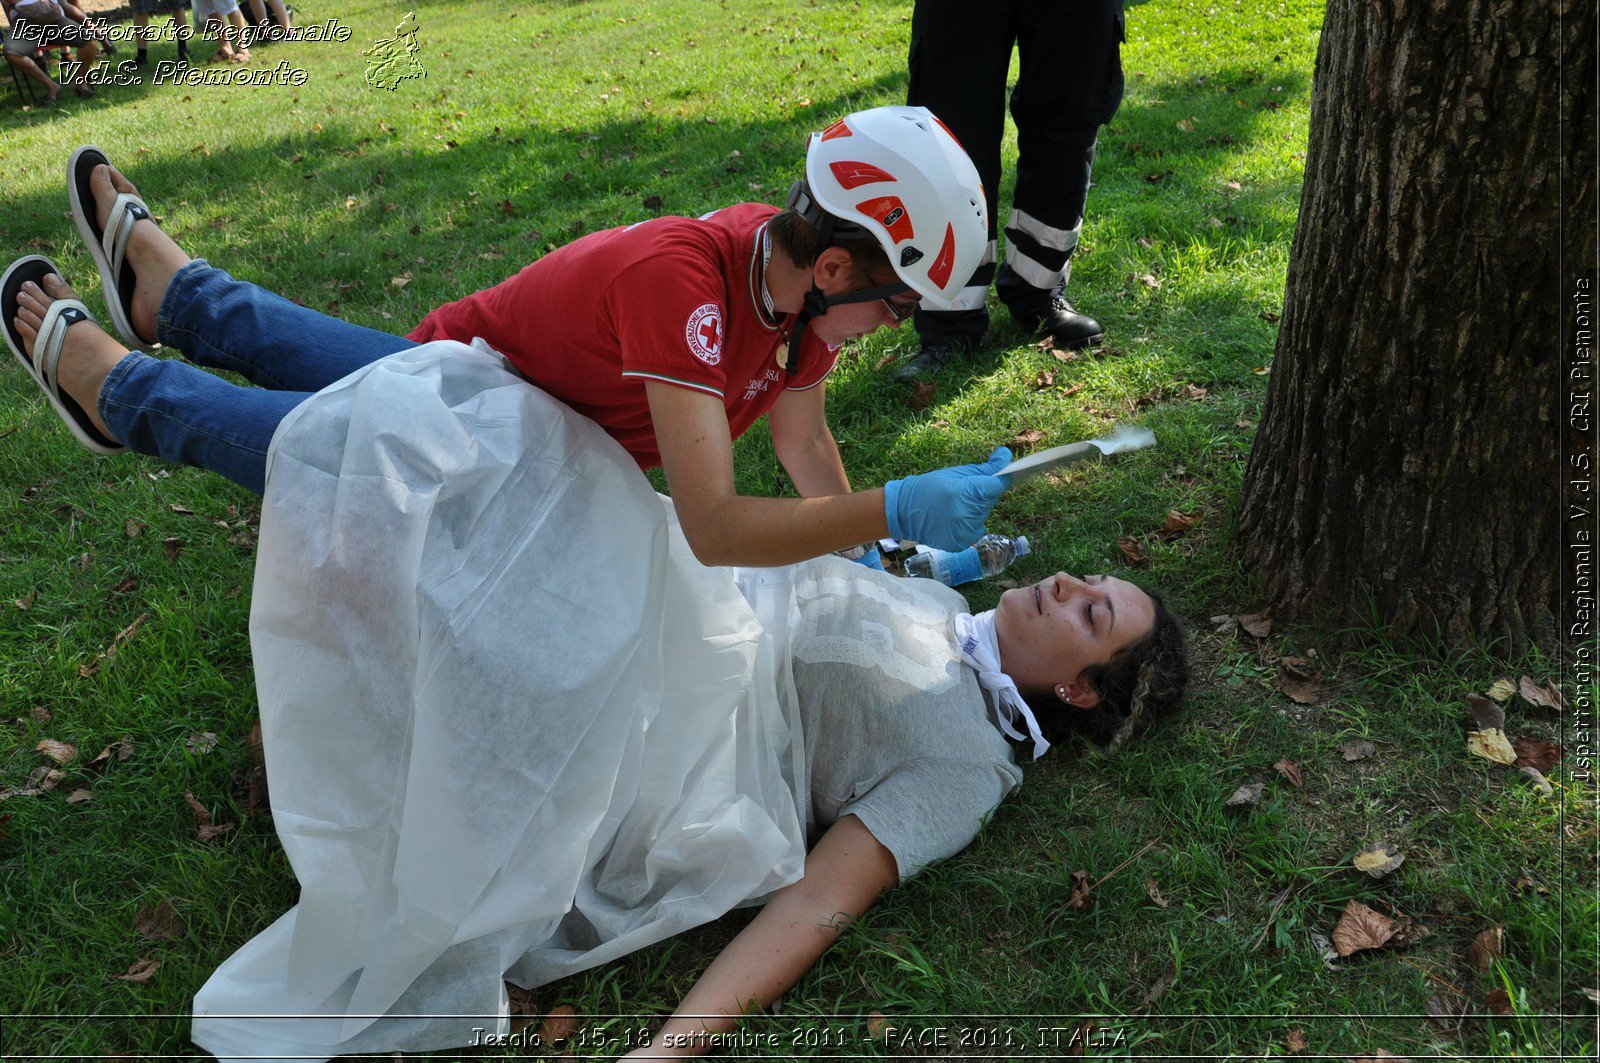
[953,610,1051,760]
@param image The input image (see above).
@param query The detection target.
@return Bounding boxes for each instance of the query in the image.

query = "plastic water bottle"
[902,534,1031,587]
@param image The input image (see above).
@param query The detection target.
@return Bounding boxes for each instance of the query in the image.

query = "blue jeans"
[97,261,411,494]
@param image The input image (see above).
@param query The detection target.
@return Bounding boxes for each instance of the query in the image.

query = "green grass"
[1,0,1594,1058]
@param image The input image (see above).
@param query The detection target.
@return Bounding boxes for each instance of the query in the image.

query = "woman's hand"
[626,815,899,1058]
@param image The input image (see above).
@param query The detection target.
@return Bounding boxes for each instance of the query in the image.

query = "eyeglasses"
[882,294,918,323]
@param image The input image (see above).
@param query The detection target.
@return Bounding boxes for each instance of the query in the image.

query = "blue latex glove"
[883,447,1012,551]
[851,546,884,570]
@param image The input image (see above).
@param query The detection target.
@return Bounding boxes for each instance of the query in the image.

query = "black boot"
[894,308,985,382]
[997,262,1104,350]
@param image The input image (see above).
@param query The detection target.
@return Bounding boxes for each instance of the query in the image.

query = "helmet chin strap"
[782,180,912,375]
[783,278,911,375]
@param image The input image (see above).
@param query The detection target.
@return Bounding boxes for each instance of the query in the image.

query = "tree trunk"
[1238,0,1595,652]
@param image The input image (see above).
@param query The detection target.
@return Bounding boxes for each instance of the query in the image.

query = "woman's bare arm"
[647,382,887,566]
[622,814,900,1059]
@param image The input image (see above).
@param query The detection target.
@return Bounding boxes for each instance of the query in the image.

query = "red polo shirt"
[408,203,838,470]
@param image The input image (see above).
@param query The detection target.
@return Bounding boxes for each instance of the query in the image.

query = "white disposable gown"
[191,341,808,1060]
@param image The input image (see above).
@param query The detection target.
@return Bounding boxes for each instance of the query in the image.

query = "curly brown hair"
[1029,589,1189,756]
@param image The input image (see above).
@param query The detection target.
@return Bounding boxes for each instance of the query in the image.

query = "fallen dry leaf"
[642,193,664,210]
[1067,869,1094,910]
[1467,694,1505,731]
[1309,929,1339,966]
[907,380,937,411]
[536,1004,580,1045]
[1484,988,1513,1015]
[1467,728,1517,765]
[1226,781,1266,808]
[1485,677,1516,702]
[1341,738,1376,762]
[183,791,235,844]
[29,766,65,792]
[1512,736,1563,772]
[1210,614,1239,635]
[1163,509,1203,537]
[1425,993,1463,1030]
[1352,844,1405,879]
[1331,900,1395,956]
[1279,654,1318,679]
[184,732,219,756]
[161,537,186,561]
[37,739,77,765]
[1032,369,1056,389]
[1518,676,1565,711]
[1175,383,1208,401]
[1135,272,1162,289]
[123,518,145,538]
[135,900,184,941]
[1274,759,1305,790]
[1286,1028,1308,1053]
[1010,428,1047,449]
[232,763,270,817]
[66,788,92,804]
[1236,610,1273,638]
[29,706,50,723]
[15,592,36,611]
[1117,535,1151,567]
[1146,877,1169,908]
[1468,926,1503,971]
[873,350,899,371]
[1514,871,1549,895]
[1050,345,1079,363]
[1275,673,1322,706]
[114,956,160,984]
[866,1011,892,1040]
[1141,968,1174,1007]
[1518,765,1554,794]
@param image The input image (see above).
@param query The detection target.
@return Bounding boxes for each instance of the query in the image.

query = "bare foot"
[91,162,191,345]
[13,274,130,439]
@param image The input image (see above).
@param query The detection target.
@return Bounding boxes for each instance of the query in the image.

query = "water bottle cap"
[1015,535,1031,557]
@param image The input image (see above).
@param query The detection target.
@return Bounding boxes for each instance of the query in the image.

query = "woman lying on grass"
[618,558,1188,1059]
[4,148,1186,1060]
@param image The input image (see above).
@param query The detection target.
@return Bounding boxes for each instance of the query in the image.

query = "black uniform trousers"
[907,0,1126,347]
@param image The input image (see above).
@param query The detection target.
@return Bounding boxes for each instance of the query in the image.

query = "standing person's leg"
[131,3,154,65]
[897,0,1018,381]
[999,0,1125,349]
[80,161,412,393]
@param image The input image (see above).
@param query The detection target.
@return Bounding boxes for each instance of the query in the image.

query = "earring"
[1056,685,1068,699]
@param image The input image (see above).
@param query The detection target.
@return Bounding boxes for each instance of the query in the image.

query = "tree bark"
[1238,0,1595,652]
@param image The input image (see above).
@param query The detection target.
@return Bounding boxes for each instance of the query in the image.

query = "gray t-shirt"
[789,557,1024,882]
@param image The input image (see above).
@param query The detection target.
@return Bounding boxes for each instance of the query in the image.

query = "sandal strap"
[101,193,152,279]
[33,298,95,401]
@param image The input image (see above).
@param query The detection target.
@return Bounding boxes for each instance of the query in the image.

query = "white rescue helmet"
[789,105,987,307]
